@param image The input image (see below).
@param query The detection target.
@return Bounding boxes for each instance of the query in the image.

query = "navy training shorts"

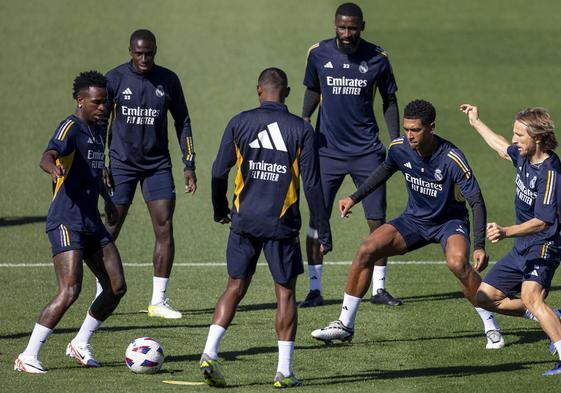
[111,167,176,205]
[226,231,304,284]
[483,243,560,298]
[319,151,386,221]
[388,214,470,252]
[47,224,113,257]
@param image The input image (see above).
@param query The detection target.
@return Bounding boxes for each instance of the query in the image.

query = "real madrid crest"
[155,85,165,97]
[529,175,537,189]
[434,168,443,181]
[359,61,368,74]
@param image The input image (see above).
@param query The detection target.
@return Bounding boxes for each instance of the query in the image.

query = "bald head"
[257,68,290,103]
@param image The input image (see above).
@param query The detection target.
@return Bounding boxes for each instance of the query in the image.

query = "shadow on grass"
[303,359,553,386]
[166,343,324,363]
[373,327,546,347]
[0,216,46,226]
[0,323,208,340]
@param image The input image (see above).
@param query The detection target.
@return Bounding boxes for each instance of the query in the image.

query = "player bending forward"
[311,99,504,349]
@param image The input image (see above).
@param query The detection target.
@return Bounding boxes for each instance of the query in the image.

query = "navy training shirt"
[45,115,105,233]
[385,136,481,224]
[101,62,196,172]
[211,101,331,249]
[507,145,561,252]
[303,38,398,158]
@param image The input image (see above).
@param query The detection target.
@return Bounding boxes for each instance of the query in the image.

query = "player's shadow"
[396,285,561,304]
[396,290,465,303]
[0,216,46,226]
[0,323,207,341]
[171,298,342,316]
[373,327,545,347]
[165,343,324,363]
[302,359,552,386]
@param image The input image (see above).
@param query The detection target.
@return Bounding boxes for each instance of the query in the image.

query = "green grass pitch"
[1,0,561,391]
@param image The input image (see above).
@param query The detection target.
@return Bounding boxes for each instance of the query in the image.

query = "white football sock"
[151,276,169,305]
[308,264,323,292]
[523,309,538,321]
[74,312,102,345]
[554,341,561,361]
[475,307,500,332]
[203,324,226,359]
[277,341,294,376]
[372,266,386,293]
[339,293,361,329]
[22,323,53,357]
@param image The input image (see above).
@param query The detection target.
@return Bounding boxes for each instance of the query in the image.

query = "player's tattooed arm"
[302,88,321,123]
[40,150,63,183]
[382,94,400,140]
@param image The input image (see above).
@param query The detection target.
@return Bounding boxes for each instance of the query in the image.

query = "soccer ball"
[125,337,164,374]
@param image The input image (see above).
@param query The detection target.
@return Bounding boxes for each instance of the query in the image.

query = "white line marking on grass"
[0,260,489,268]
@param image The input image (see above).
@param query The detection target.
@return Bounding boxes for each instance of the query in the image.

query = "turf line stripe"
[0,260,492,268]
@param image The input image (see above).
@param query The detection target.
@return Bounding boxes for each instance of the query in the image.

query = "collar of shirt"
[260,101,288,111]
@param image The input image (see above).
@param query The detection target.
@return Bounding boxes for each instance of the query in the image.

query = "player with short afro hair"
[335,2,363,20]
[72,71,107,99]
[403,99,436,126]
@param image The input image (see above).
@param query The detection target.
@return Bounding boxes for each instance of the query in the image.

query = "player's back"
[215,101,314,239]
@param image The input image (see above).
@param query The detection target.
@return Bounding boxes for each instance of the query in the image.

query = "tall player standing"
[300,2,401,307]
[15,71,126,373]
[96,29,197,319]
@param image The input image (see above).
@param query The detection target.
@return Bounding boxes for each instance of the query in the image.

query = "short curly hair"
[403,99,436,126]
[516,107,557,151]
[72,71,107,99]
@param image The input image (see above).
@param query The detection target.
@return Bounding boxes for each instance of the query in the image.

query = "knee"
[59,283,82,306]
[475,290,492,309]
[154,220,172,241]
[356,241,379,266]
[446,255,469,278]
[227,280,249,299]
[113,281,127,299]
[521,289,541,310]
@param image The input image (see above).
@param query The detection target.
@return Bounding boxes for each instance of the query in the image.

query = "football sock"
[94,278,103,299]
[372,265,386,294]
[308,264,323,292]
[339,293,361,329]
[523,309,538,321]
[151,276,169,305]
[74,312,102,344]
[277,341,294,376]
[203,324,226,359]
[22,323,53,357]
[475,307,500,332]
[554,341,561,360]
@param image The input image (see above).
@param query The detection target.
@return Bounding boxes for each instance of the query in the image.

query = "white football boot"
[485,330,505,349]
[311,320,354,344]
[66,340,100,367]
[14,354,47,374]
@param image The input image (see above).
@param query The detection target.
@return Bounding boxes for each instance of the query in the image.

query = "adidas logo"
[122,88,132,100]
[342,306,348,310]
[404,162,412,169]
[324,61,333,68]
[249,122,287,151]
[87,137,94,144]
